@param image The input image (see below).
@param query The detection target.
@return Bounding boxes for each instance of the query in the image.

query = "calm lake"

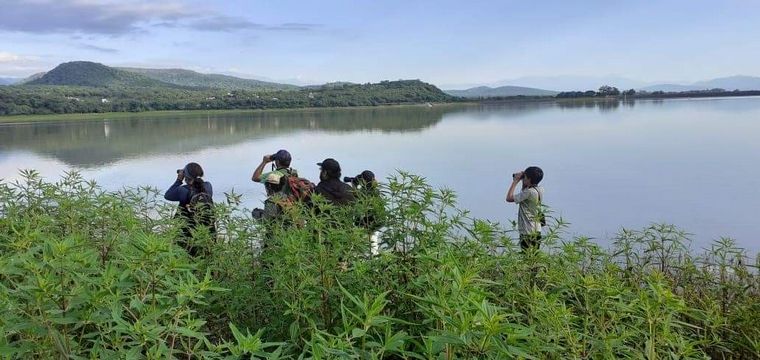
[2,97,759,252]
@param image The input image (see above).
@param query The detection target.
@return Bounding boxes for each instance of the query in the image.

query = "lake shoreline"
[5,92,760,124]
[0,102,476,124]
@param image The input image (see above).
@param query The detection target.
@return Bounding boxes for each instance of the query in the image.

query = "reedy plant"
[0,170,758,359]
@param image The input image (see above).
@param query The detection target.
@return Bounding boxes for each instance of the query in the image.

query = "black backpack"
[186,190,216,230]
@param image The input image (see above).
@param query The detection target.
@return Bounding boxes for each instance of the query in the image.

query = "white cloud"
[0,52,22,62]
[0,51,48,77]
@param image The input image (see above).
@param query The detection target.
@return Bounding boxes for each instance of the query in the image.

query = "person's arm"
[506,171,523,203]
[251,155,273,182]
[165,171,189,201]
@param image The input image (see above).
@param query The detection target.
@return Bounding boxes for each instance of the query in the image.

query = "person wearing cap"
[261,172,287,219]
[164,162,214,256]
[251,167,289,220]
[348,170,385,255]
[251,149,298,188]
[314,158,355,205]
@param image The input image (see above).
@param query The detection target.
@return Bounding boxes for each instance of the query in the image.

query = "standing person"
[165,162,215,256]
[506,166,545,251]
[314,158,355,205]
[252,149,297,186]
[346,170,386,255]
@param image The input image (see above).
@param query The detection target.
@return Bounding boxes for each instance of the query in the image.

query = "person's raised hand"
[262,154,272,163]
[176,170,185,181]
[512,171,524,182]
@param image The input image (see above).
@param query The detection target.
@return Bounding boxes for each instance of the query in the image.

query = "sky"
[1,0,759,88]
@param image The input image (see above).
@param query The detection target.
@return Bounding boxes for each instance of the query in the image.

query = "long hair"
[184,162,206,194]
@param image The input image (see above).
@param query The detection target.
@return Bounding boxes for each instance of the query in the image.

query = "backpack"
[282,175,315,204]
[533,187,546,227]
[187,190,216,229]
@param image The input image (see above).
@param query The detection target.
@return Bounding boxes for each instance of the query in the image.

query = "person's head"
[183,162,206,192]
[271,149,292,169]
[264,172,284,195]
[523,166,543,187]
[358,170,376,189]
[317,158,341,181]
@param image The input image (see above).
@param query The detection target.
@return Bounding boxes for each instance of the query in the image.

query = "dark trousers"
[519,233,542,251]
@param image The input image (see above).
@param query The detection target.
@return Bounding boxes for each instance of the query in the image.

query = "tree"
[598,85,620,96]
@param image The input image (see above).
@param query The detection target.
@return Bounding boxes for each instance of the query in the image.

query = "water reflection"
[0,106,452,167]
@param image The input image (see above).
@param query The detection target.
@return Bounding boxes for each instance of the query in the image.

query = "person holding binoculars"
[164,162,215,256]
[314,158,355,205]
[506,166,545,251]
[251,149,298,191]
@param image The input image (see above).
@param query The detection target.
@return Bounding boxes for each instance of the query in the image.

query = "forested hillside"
[0,80,455,115]
[118,67,298,91]
[27,62,173,88]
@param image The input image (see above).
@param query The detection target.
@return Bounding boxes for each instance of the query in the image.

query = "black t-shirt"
[314,178,355,205]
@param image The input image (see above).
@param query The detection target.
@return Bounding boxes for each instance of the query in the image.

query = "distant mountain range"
[0,77,22,85]
[447,75,760,93]
[445,75,647,92]
[8,61,760,95]
[640,76,760,92]
[444,85,557,98]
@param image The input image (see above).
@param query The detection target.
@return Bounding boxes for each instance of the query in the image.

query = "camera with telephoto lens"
[343,176,357,184]
[513,172,525,180]
[176,169,182,174]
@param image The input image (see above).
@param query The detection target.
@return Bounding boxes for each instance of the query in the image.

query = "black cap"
[272,149,291,163]
[359,170,375,183]
[317,158,341,174]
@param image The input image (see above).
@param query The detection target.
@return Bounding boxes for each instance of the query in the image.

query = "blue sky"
[1,0,758,88]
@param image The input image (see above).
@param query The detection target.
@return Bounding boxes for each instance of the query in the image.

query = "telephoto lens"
[343,176,354,183]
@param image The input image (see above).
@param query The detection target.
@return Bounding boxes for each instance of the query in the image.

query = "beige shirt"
[514,186,544,235]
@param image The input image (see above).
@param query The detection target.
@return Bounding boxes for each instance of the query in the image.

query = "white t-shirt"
[514,186,544,235]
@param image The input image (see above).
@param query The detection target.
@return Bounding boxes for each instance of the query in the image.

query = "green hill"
[27,61,174,88]
[118,67,298,91]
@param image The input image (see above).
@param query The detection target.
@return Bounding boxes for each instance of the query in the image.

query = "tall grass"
[0,170,757,359]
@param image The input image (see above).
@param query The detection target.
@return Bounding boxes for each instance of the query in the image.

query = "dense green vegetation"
[556,85,760,99]
[0,80,453,115]
[0,171,757,358]
[0,81,454,115]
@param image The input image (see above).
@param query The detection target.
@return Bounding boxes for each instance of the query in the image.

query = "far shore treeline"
[0,62,455,116]
[2,61,760,116]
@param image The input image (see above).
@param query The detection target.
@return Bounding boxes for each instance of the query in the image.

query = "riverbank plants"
[0,171,757,358]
